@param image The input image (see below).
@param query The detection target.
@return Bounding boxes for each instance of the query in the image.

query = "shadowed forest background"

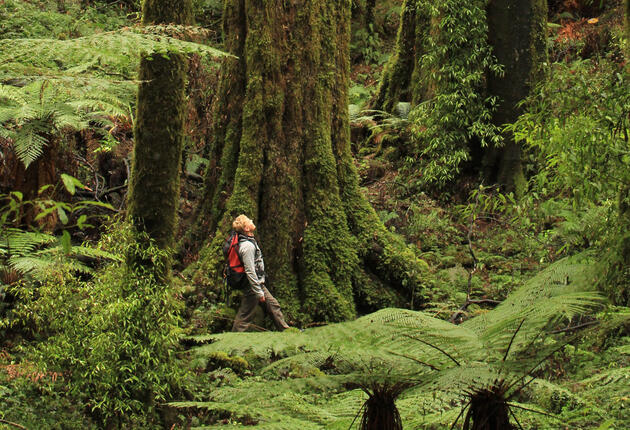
[1,0,629,429]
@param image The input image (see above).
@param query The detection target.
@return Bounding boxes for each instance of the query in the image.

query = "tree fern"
[0,228,120,282]
[0,26,230,168]
[0,79,130,168]
[0,26,229,82]
[173,255,613,428]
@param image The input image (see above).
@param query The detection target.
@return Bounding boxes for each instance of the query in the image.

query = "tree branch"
[0,419,28,430]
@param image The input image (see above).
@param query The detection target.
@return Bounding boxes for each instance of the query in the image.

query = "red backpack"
[222,231,245,287]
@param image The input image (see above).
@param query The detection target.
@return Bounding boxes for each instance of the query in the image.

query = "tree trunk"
[372,0,547,196]
[623,0,630,268]
[483,0,548,196]
[127,0,193,269]
[183,0,247,251]
[6,137,61,229]
[365,0,377,33]
[194,0,428,324]
[372,0,429,112]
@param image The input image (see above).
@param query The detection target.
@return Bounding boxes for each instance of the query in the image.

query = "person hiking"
[229,214,290,332]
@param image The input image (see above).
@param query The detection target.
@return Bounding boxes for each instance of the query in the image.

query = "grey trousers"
[231,286,290,332]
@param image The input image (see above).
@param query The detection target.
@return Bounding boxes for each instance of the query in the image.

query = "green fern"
[173,254,614,428]
[0,26,229,82]
[0,78,131,168]
[0,25,230,168]
[0,228,121,281]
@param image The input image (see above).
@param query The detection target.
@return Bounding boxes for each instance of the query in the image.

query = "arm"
[238,241,265,298]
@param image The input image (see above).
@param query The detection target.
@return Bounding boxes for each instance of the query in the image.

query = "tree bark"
[623,0,630,268]
[193,0,428,324]
[372,0,429,112]
[483,0,548,196]
[372,0,548,196]
[127,0,193,267]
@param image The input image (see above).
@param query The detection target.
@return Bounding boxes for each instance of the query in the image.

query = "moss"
[141,0,192,25]
[128,53,188,252]
[186,0,248,250]
[127,0,193,274]
[190,0,432,323]
[372,0,428,112]
[204,351,250,375]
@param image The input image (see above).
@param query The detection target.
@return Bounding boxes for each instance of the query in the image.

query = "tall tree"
[127,0,193,269]
[622,0,630,267]
[372,0,428,112]
[483,0,548,195]
[373,0,548,195]
[192,0,429,323]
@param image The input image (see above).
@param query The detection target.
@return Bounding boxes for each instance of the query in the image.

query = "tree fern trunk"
[127,0,193,270]
[9,136,60,228]
[192,0,429,324]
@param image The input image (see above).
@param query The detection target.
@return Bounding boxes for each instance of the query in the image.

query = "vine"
[403,0,503,190]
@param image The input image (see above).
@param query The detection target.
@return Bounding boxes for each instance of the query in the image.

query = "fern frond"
[10,123,48,168]
[170,375,360,429]
[464,253,604,354]
[8,255,57,276]
[68,245,122,263]
[0,83,26,104]
[0,28,231,82]
[0,229,56,256]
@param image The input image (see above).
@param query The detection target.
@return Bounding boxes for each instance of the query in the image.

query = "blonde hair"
[232,214,252,233]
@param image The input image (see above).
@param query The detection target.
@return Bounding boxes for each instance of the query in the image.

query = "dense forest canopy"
[0,0,629,429]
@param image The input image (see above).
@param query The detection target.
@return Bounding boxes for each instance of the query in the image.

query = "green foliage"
[5,223,186,427]
[0,80,130,168]
[511,53,630,304]
[512,58,629,207]
[0,362,97,430]
[401,0,502,189]
[172,255,607,428]
[0,23,229,168]
[351,25,385,65]
[0,186,118,288]
[0,0,130,39]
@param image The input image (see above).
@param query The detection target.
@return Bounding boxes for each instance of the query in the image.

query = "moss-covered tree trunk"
[483,0,548,196]
[127,0,193,269]
[372,0,429,112]
[194,0,428,324]
[373,0,547,196]
[621,0,630,269]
